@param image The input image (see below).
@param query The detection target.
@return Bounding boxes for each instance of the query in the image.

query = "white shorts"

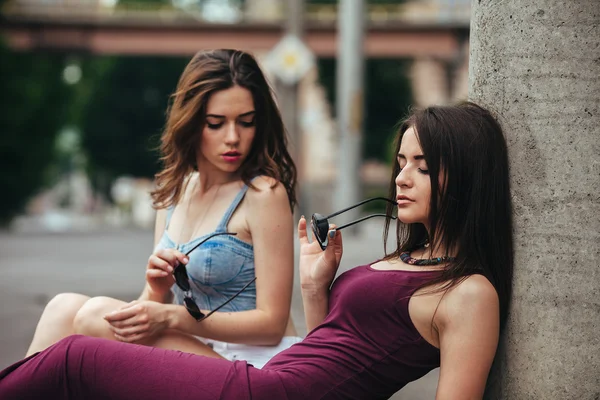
[203,336,303,369]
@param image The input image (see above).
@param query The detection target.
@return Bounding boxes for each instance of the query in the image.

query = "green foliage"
[0,43,72,226]
[364,59,412,162]
[78,56,188,198]
[317,58,413,163]
[114,0,174,12]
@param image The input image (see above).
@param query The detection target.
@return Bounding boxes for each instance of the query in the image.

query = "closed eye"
[206,122,223,129]
[239,119,255,127]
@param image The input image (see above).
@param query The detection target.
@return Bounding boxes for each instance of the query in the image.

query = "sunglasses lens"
[311,214,329,243]
[184,297,205,320]
[173,265,190,291]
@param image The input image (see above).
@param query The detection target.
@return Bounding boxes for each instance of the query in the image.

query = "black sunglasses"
[311,197,398,250]
[173,232,257,321]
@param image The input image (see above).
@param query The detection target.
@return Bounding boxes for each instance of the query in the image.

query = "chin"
[397,213,426,226]
[223,164,243,174]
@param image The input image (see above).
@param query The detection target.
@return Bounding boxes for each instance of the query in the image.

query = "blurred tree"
[78,56,188,200]
[363,59,413,162]
[114,0,174,12]
[317,58,413,163]
[0,42,72,226]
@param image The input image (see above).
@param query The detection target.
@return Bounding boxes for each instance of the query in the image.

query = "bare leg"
[26,293,90,357]
[74,296,224,359]
[149,329,224,357]
[72,296,128,341]
[284,316,298,337]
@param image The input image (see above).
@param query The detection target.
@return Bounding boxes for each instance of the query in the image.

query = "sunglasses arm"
[185,232,237,256]
[324,197,397,219]
[336,213,397,232]
[197,277,257,322]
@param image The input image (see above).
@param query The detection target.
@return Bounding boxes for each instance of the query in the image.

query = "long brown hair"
[151,49,297,210]
[383,102,514,327]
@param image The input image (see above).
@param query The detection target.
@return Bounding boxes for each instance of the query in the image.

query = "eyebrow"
[397,153,425,160]
[206,111,256,119]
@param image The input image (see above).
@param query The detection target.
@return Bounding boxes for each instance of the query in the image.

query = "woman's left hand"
[104,300,169,343]
[298,216,343,293]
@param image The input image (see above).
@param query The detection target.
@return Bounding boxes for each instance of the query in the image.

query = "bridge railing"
[1,0,470,26]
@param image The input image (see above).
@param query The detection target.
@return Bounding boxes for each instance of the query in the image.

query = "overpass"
[1,1,470,59]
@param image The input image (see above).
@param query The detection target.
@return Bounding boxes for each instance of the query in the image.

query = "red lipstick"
[222,151,241,163]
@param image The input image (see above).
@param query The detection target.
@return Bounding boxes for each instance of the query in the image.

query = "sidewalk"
[0,221,437,399]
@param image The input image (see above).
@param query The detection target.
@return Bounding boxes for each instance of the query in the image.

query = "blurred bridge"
[1,0,470,59]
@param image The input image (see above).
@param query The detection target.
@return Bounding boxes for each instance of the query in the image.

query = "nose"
[395,167,412,188]
[224,122,240,145]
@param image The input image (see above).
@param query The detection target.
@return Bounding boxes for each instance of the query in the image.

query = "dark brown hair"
[151,49,297,210]
[383,101,514,326]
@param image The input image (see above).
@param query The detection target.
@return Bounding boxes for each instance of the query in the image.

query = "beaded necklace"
[399,245,456,266]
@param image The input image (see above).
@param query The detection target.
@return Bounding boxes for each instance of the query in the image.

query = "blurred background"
[0,0,470,398]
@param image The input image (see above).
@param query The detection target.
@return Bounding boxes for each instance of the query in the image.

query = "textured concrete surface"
[469,1,600,398]
[0,223,438,399]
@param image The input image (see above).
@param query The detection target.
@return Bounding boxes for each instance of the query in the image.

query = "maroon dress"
[0,264,441,400]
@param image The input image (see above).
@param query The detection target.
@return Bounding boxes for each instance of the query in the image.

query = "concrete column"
[334,0,365,221]
[469,1,600,398]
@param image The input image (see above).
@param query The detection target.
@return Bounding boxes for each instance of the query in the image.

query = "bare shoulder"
[449,274,498,303]
[245,176,288,204]
[248,175,281,191]
[244,176,292,236]
[153,208,168,246]
[156,207,168,220]
[442,274,499,325]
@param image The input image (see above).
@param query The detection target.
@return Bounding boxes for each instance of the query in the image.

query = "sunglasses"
[311,197,398,250]
[173,231,257,321]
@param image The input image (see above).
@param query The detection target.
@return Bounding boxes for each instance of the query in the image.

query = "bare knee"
[26,293,90,357]
[42,293,90,324]
[73,296,120,337]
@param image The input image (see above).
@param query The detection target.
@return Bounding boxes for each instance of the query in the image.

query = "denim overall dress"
[155,183,301,367]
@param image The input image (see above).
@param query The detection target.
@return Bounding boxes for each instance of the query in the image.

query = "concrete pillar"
[469,1,600,398]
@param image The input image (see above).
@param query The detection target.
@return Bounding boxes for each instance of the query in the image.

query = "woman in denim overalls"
[26,49,301,368]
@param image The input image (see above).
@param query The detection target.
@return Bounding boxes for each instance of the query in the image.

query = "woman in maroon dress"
[0,101,513,400]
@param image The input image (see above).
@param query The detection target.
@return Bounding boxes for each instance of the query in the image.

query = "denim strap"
[216,184,250,232]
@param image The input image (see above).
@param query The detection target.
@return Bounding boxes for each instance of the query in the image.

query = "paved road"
[0,222,438,399]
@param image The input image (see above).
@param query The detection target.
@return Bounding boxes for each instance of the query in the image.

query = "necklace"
[399,247,456,266]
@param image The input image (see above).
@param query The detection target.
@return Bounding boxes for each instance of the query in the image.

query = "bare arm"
[435,275,500,400]
[138,208,174,303]
[166,178,295,345]
[301,288,330,333]
[297,216,343,332]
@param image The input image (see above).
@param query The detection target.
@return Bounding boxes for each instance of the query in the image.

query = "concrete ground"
[0,221,438,399]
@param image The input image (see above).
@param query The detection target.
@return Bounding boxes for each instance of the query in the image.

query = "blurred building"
[1,0,471,226]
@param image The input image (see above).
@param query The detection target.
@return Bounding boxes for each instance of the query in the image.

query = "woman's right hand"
[297,216,343,294]
[145,249,188,296]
